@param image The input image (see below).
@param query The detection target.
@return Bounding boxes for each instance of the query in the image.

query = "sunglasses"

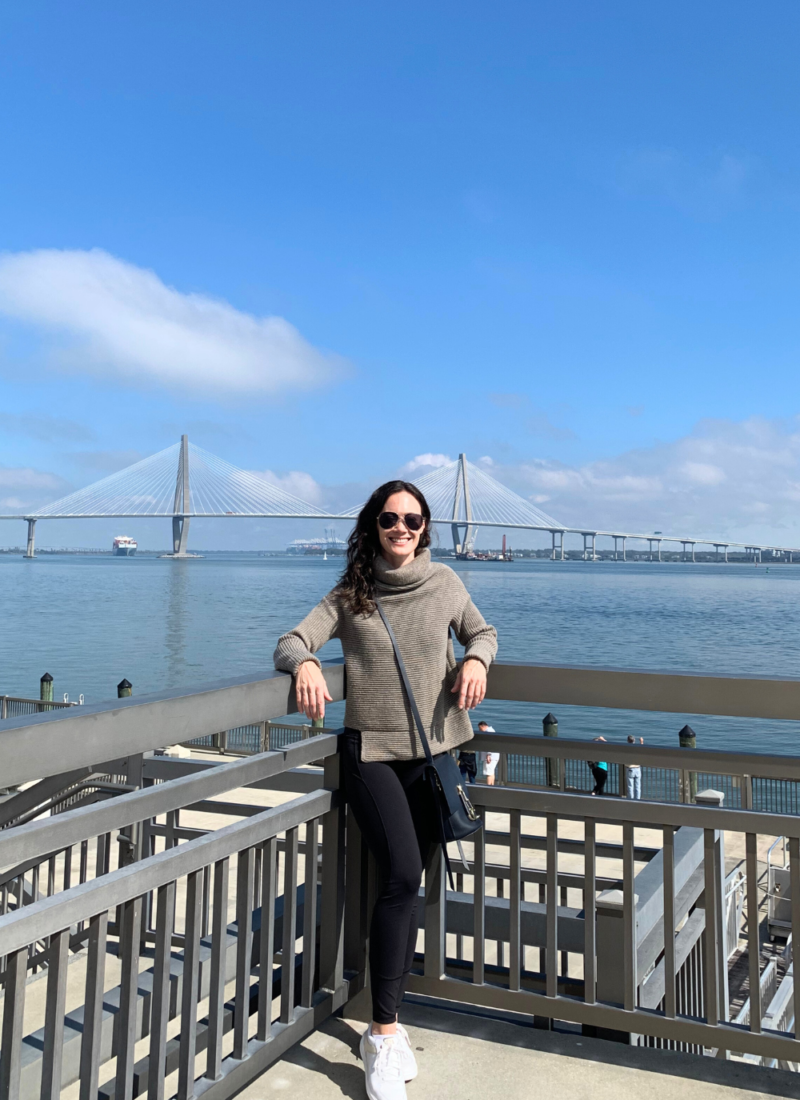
[378,511,426,532]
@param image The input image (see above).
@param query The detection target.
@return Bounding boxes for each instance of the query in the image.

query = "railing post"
[342,805,371,1020]
[319,750,346,997]
[696,789,729,1029]
[424,844,446,979]
[594,889,636,1043]
[497,752,508,786]
[742,774,753,810]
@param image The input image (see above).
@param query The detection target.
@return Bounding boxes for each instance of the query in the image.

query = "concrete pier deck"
[241,1003,800,1100]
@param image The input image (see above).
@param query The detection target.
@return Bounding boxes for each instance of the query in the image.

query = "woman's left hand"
[451,658,487,710]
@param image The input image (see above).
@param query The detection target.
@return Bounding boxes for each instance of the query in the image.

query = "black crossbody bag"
[376,601,482,889]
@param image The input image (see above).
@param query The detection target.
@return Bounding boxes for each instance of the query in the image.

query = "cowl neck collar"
[374,548,432,593]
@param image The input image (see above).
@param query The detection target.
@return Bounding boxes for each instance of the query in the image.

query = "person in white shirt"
[478,720,498,785]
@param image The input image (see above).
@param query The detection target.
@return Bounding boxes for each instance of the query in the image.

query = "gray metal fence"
[184,721,329,755]
[4,658,800,1092]
[0,697,74,720]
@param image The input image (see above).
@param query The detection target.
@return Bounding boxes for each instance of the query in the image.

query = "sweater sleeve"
[273,592,341,676]
[451,580,498,670]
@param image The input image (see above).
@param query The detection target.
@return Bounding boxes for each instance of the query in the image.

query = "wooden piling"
[543,712,559,788]
[117,679,133,699]
[39,673,53,703]
[678,723,697,802]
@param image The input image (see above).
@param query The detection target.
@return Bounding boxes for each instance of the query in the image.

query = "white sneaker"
[359,1029,408,1100]
[394,1023,418,1081]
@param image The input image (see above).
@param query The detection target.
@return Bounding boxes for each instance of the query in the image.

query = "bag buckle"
[456,784,479,822]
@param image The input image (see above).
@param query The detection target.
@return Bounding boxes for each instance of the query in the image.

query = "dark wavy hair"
[337,480,431,615]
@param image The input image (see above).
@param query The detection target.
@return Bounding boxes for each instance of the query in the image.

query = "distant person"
[626,735,644,799]
[588,737,608,796]
[457,748,477,786]
[478,720,499,784]
[274,479,497,1100]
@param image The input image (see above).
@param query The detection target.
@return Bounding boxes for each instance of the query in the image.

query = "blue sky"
[2,1,800,550]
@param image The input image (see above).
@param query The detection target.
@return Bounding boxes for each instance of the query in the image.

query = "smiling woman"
[273,477,497,1099]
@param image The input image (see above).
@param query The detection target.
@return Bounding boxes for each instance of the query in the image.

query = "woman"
[274,480,497,1100]
[589,736,608,796]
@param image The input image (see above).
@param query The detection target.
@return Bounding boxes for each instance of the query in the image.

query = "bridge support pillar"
[621,536,626,562]
[172,515,191,556]
[24,518,36,559]
[591,534,596,561]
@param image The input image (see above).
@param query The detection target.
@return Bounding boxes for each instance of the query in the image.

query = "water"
[2,553,800,756]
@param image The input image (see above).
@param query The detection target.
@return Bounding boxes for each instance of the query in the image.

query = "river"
[2,553,799,754]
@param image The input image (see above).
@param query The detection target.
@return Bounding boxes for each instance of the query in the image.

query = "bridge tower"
[171,434,191,557]
[451,453,477,556]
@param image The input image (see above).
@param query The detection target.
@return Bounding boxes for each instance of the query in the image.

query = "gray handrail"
[0,734,338,872]
[0,661,345,788]
[470,731,800,781]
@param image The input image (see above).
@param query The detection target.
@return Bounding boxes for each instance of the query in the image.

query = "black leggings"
[591,766,608,795]
[340,729,438,1024]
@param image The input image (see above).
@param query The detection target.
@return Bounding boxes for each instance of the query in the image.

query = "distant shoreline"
[0,546,795,564]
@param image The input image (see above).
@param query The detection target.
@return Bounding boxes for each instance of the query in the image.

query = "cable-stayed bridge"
[1,436,798,562]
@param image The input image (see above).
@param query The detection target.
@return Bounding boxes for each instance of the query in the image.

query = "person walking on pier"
[589,737,608,795]
[274,479,497,1100]
[477,720,498,784]
[457,747,478,785]
[626,735,644,799]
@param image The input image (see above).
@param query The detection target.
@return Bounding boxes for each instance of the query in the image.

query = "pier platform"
[248,1004,800,1100]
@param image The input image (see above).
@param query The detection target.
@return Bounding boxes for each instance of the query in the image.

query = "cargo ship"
[113,536,137,557]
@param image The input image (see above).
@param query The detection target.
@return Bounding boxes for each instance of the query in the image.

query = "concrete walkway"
[239,1003,800,1100]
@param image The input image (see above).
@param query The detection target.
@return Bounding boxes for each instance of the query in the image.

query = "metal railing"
[184,721,331,755]
[0,739,351,1100]
[0,697,74,721]
[3,657,800,1094]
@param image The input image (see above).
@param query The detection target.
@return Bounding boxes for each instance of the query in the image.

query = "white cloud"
[254,469,323,505]
[479,417,800,542]
[0,249,346,396]
[399,453,453,475]
[680,461,726,487]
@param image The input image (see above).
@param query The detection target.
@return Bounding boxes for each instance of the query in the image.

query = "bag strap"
[375,600,434,767]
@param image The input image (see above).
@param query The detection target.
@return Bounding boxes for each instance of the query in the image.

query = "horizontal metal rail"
[485,661,800,722]
[471,730,800,783]
[0,662,344,788]
[0,735,338,872]
[6,659,800,790]
[0,790,332,956]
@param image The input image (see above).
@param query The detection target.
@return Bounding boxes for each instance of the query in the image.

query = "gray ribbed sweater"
[273,549,498,762]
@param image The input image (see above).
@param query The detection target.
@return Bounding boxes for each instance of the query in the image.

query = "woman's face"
[377,490,426,567]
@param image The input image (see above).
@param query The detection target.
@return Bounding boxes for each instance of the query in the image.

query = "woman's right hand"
[295,660,333,721]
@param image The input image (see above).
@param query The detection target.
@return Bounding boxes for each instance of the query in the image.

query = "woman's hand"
[295,661,333,721]
[451,658,487,711]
